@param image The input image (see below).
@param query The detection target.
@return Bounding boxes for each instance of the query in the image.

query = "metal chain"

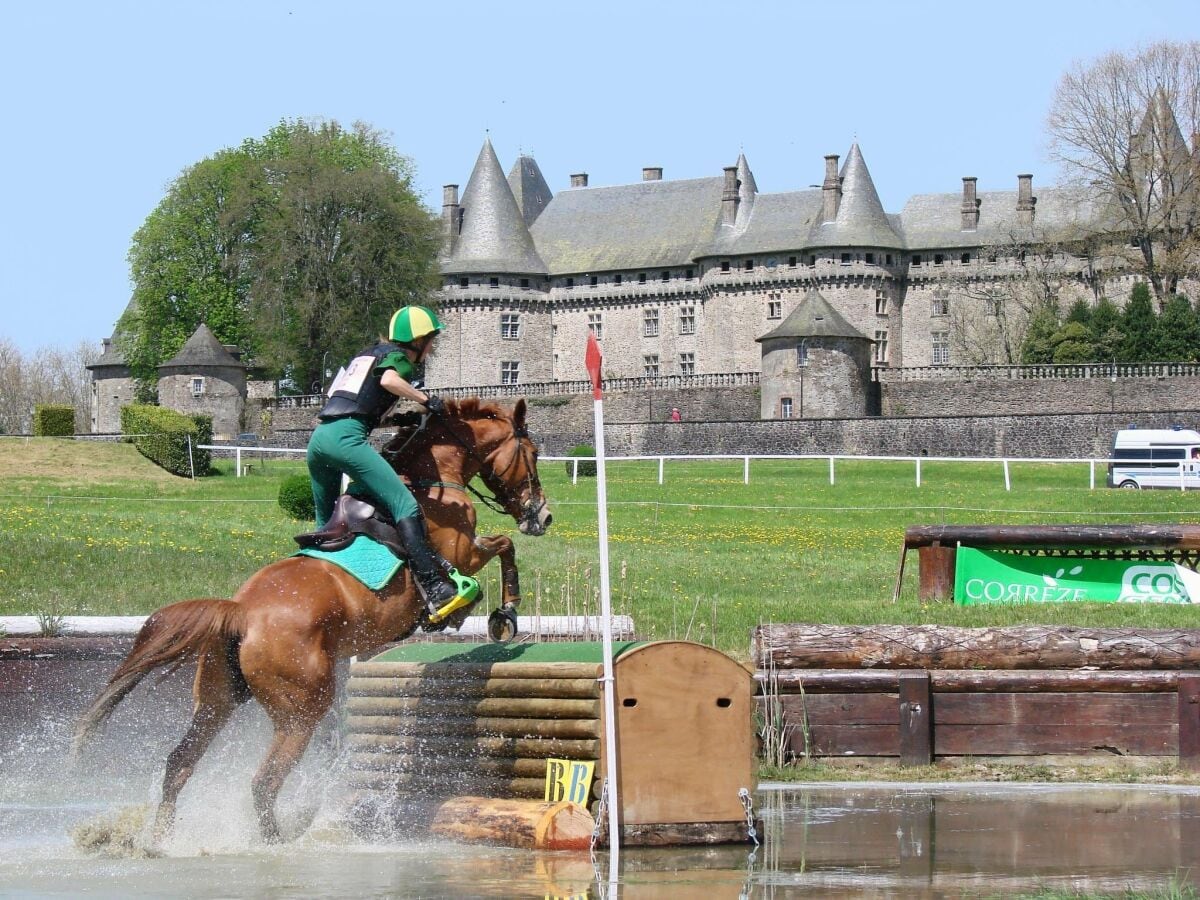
[739,787,759,846]
[591,776,610,851]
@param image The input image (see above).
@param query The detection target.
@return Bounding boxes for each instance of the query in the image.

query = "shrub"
[32,405,75,436]
[119,405,212,477]
[278,474,315,521]
[566,444,597,477]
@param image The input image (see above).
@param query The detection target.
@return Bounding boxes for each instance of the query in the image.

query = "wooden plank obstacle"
[347,640,758,846]
[754,624,1200,768]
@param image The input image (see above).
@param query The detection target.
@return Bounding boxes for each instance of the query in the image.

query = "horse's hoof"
[487,606,518,642]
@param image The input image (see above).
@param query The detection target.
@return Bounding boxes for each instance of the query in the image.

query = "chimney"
[101,337,111,354]
[570,173,589,188]
[720,166,740,226]
[642,166,663,181]
[442,184,460,251]
[960,177,980,231]
[1016,173,1036,225]
[822,154,842,222]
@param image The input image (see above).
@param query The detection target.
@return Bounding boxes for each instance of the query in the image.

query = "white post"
[1089,460,1095,490]
[236,447,242,478]
[1182,462,1187,492]
[916,457,921,488]
[743,456,750,485]
[187,435,195,481]
[1003,459,1011,492]
[658,456,664,485]
[829,456,835,485]
[572,458,579,485]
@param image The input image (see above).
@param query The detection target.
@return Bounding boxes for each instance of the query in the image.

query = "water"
[4,761,1200,898]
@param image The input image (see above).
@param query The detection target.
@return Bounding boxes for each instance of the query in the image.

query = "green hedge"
[33,405,75,436]
[566,444,597,477]
[120,405,212,477]
[278,474,315,521]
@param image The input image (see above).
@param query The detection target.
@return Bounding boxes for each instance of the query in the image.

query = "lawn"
[3,438,1200,657]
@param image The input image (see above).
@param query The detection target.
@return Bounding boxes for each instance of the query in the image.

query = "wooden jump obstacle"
[346,640,757,847]
[754,624,1200,768]
[898,524,1200,602]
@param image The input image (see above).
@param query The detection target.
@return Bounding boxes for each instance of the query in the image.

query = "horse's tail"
[71,598,246,759]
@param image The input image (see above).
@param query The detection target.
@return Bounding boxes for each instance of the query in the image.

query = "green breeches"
[306,416,419,526]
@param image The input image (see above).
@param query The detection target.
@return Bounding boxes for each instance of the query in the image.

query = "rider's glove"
[423,394,447,416]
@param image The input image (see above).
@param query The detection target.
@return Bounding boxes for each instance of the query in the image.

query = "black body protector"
[318,342,421,428]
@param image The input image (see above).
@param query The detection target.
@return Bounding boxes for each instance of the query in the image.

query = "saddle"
[294,494,405,557]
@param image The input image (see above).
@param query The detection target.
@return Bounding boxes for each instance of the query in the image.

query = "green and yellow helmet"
[389,306,444,343]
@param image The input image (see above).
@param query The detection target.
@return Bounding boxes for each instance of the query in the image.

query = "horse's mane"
[381,397,513,460]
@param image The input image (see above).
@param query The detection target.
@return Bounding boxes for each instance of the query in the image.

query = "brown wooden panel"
[935,722,1175,755]
[801,723,899,756]
[776,693,899,725]
[899,672,932,766]
[935,692,1175,726]
[1180,674,1200,770]
[760,668,1182,693]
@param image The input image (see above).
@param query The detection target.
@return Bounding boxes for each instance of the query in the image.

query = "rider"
[306,305,477,618]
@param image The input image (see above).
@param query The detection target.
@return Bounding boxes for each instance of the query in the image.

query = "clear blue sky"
[2,0,1196,354]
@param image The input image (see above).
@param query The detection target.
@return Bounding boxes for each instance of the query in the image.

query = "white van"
[1108,427,1200,489]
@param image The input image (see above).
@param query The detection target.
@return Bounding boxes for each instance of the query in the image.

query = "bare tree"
[1047,41,1200,300]
[0,338,99,434]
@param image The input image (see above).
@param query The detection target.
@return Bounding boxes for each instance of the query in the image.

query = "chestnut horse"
[73,398,551,842]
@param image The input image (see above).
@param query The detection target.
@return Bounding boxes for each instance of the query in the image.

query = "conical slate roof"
[443,139,547,275]
[809,144,903,248]
[507,155,553,227]
[756,288,868,342]
[159,323,243,370]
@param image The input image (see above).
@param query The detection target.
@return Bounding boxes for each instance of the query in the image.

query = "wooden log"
[934,692,1176,726]
[428,797,593,850]
[917,544,955,602]
[346,675,600,699]
[349,661,601,680]
[757,669,1182,693]
[346,732,600,759]
[346,714,601,740]
[351,770,548,800]
[344,695,600,719]
[904,524,1200,551]
[753,624,1200,670]
[349,751,552,778]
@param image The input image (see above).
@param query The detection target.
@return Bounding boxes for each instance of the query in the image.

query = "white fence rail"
[205,444,1200,492]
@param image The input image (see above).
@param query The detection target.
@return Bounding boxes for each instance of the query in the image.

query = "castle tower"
[507,154,554,227]
[756,288,872,420]
[809,143,903,249]
[156,324,246,440]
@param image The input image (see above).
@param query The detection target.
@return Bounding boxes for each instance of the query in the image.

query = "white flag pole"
[586,334,621,874]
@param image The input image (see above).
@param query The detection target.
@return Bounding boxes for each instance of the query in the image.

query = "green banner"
[954,547,1200,605]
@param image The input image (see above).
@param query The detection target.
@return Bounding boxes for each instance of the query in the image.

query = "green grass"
[3,440,1200,656]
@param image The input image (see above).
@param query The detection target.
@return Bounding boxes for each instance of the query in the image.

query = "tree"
[1047,41,1200,300]
[1119,282,1159,362]
[1049,321,1097,363]
[122,120,440,393]
[1020,303,1062,364]
[0,338,98,433]
[1152,294,1200,361]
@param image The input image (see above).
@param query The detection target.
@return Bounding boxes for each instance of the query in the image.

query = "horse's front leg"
[470,534,521,610]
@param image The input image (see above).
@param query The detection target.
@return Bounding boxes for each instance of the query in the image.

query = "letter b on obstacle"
[544,758,595,804]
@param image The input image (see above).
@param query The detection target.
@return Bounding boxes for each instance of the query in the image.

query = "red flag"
[585,332,603,400]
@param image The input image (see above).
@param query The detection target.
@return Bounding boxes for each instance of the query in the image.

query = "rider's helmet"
[389,306,444,344]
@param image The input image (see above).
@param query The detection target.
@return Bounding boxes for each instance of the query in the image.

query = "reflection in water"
[3,763,1200,898]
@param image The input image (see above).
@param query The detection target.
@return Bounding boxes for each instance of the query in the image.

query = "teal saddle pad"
[293,535,404,591]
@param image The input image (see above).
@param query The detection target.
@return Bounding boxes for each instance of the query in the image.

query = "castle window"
[807,255,816,266]
[500,313,520,340]
[590,276,598,287]
[874,329,889,364]
[876,291,888,316]
[679,306,695,335]
[643,308,659,337]
[721,260,731,272]
[490,277,500,288]
[912,255,923,267]
[615,274,623,285]
[840,253,851,265]
[934,254,945,266]
[886,254,894,265]
[780,397,793,419]
[960,252,971,264]
[931,332,950,365]
[190,377,205,398]
[565,277,574,289]
[639,272,647,284]
[662,271,670,283]
[459,277,469,288]
[767,298,782,320]
[643,354,660,376]
[685,268,694,280]
[931,295,949,316]
[865,253,875,264]
[744,259,754,271]
[679,352,694,375]
[788,256,797,267]
[588,313,603,340]
[500,361,520,385]
[520,278,530,288]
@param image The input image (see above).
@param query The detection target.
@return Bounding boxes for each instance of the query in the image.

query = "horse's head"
[433,398,553,536]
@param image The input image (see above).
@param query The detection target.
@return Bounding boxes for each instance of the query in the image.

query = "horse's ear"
[513,398,527,428]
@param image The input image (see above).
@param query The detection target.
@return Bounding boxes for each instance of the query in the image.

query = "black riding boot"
[394,515,457,615]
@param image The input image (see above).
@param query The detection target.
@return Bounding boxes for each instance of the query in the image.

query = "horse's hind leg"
[154,643,247,841]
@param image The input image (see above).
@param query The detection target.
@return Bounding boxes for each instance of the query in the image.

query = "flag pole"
[585,333,621,873]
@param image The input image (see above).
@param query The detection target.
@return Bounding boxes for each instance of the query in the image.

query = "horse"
[72,397,552,843]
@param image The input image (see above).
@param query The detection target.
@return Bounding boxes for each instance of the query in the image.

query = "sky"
[2,0,1197,355]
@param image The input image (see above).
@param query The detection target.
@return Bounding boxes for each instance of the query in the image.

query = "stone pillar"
[442,184,460,252]
[1017,174,1036,226]
[960,177,980,231]
[822,154,841,222]
[720,166,739,226]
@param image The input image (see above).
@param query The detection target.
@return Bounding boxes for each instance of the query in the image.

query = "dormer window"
[191,377,205,398]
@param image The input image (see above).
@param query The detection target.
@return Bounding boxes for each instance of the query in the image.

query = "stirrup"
[422,569,480,627]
